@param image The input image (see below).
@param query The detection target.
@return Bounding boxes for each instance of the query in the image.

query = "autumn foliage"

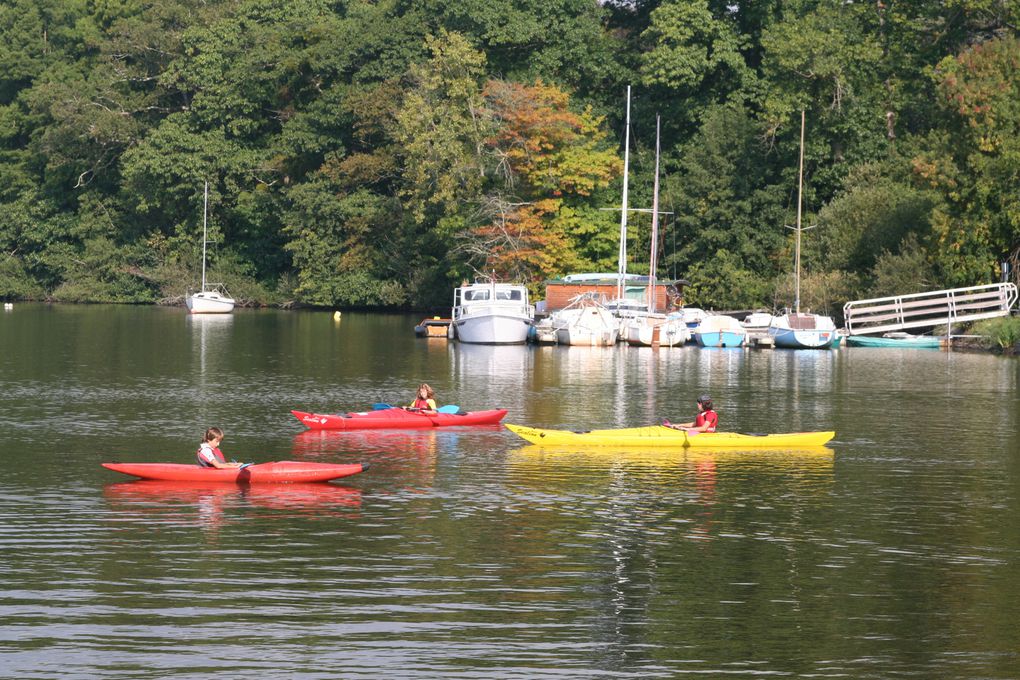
[463,80,620,286]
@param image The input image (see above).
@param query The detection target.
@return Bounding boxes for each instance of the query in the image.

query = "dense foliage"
[1,0,1018,311]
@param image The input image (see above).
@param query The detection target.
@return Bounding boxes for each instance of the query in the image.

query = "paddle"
[378,402,460,413]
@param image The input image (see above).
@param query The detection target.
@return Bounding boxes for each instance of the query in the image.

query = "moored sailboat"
[550,293,619,346]
[618,114,688,348]
[767,111,835,349]
[692,314,747,347]
[186,182,235,314]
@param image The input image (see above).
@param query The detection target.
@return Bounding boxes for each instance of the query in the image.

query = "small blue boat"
[693,314,747,348]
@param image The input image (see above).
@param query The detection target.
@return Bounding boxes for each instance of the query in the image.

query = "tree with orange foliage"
[456,80,620,288]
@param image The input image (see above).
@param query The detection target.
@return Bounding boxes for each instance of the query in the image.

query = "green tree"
[663,104,785,308]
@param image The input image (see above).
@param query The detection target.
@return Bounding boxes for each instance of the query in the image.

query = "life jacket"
[695,409,718,432]
[197,443,226,467]
[411,398,436,410]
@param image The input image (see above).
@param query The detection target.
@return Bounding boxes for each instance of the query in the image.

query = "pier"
[843,283,1018,336]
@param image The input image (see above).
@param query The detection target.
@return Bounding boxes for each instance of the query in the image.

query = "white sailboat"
[768,111,835,349]
[186,182,235,314]
[620,115,689,347]
[549,292,619,346]
[607,85,641,324]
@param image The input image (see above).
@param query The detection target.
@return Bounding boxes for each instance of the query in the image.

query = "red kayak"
[291,407,508,431]
[101,461,367,484]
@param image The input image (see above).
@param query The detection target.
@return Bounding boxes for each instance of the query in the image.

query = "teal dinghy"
[846,334,942,349]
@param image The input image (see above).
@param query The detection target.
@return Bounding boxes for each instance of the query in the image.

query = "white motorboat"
[452,282,534,344]
[186,182,235,314]
[550,293,619,346]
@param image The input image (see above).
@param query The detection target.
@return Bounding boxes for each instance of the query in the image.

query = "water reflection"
[291,428,442,458]
[509,444,834,471]
[5,307,1020,678]
[186,313,234,378]
[103,480,362,532]
[448,344,532,413]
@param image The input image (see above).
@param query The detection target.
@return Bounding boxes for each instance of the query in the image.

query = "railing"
[843,283,1018,336]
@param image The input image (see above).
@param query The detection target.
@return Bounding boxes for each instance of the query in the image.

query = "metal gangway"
[843,283,1018,335]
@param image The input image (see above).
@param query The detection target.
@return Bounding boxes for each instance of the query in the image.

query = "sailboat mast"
[617,86,631,303]
[201,181,209,292]
[648,115,661,314]
[795,110,805,315]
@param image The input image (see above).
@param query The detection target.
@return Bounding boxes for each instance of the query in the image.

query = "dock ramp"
[843,283,1018,335]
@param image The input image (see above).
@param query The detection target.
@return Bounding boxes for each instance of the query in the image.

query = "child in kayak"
[663,395,718,434]
[196,427,246,468]
[408,383,438,412]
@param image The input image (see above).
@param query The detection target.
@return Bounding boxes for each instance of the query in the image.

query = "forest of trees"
[1,0,1018,313]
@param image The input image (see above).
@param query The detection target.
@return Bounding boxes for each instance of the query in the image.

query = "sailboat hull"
[767,313,836,349]
[622,316,689,347]
[770,328,834,349]
[187,291,235,314]
[694,331,746,348]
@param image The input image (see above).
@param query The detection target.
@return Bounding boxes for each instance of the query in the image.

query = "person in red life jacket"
[196,427,245,468]
[663,395,718,434]
[407,383,437,413]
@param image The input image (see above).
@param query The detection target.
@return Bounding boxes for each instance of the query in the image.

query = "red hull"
[104,480,362,509]
[292,407,508,431]
[102,461,366,483]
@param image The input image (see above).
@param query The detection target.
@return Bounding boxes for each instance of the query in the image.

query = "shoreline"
[4,300,1015,355]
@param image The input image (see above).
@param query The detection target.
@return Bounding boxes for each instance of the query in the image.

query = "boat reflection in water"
[186,311,234,380]
[290,428,445,458]
[291,428,445,491]
[508,444,834,469]
[505,446,832,546]
[103,480,362,532]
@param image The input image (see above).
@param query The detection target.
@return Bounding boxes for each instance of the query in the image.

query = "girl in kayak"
[663,395,718,434]
[408,383,437,412]
[196,427,245,468]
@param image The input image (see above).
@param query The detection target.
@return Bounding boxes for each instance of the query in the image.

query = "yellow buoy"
[333,311,342,321]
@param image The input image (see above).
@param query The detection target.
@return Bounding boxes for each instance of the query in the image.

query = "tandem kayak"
[505,424,835,449]
[101,461,368,483]
[292,407,508,430]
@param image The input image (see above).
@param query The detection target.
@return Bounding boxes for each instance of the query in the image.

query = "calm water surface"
[1,304,1018,678]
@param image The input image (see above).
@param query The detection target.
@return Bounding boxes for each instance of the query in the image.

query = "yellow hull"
[505,424,835,449]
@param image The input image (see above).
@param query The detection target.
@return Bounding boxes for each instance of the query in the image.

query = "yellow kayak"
[505,423,835,449]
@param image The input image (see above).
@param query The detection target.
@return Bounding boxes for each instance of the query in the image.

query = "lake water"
[1,304,1018,678]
